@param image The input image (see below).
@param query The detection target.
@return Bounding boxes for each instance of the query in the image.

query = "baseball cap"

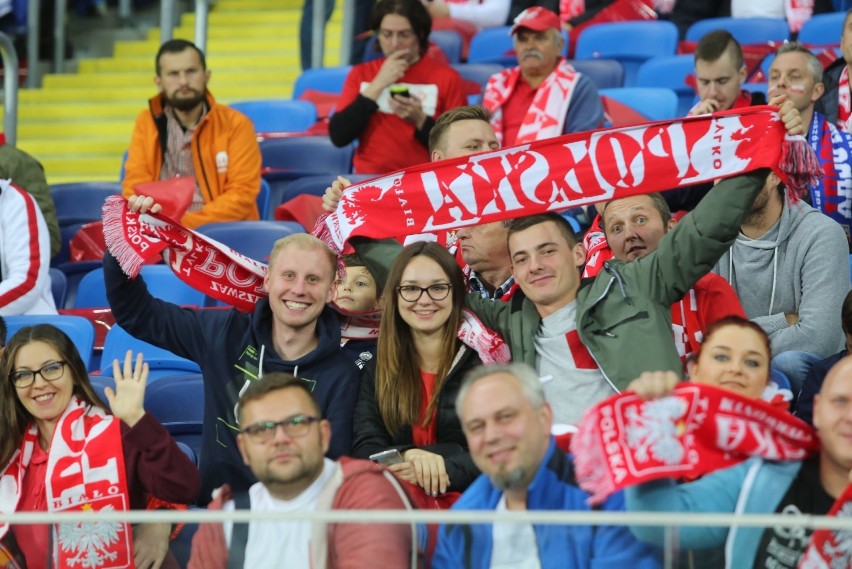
[509,7,560,35]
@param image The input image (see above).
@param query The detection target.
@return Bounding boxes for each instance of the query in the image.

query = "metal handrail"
[53,0,67,74]
[310,0,326,69]
[0,31,20,145]
[340,0,354,66]
[25,0,39,88]
[194,0,208,53]
[160,0,175,43]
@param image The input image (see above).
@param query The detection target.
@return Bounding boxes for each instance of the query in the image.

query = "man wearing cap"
[481,6,603,147]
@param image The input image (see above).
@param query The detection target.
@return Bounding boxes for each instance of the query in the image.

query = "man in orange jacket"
[122,39,262,228]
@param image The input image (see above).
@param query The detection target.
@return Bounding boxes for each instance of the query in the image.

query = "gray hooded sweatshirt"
[714,200,849,357]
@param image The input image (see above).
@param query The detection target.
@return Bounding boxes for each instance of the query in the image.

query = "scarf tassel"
[780,134,821,203]
[102,195,147,278]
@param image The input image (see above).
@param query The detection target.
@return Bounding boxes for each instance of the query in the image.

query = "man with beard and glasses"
[432,363,660,569]
[122,39,262,228]
[188,372,416,569]
[481,6,603,148]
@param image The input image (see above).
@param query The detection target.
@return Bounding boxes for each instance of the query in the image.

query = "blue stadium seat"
[769,367,793,393]
[575,21,679,87]
[570,59,625,89]
[4,315,96,370]
[101,324,200,380]
[75,265,206,309]
[636,55,696,117]
[229,100,318,134]
[49,267,67,309]
[599,87,679,121]
[685,17,789,45]
[144,373,204,457]
[798,12,846,46]
[194,220,304,264]
[260,136,355,177]
[51,182,121,226]
[430,29,464,63]
[468,26,516,65]
[257,178,271,220]
[452,62,504,89]
[293,66,353,99]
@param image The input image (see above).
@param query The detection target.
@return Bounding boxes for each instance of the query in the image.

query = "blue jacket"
[103,253,361,503]
[626,458,802,569]
[433,440,661,569]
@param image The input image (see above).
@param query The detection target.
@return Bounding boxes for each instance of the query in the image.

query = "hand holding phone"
[369,449,404,466]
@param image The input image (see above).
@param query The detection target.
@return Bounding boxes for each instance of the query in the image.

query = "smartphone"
[390,85,411,99]
[369,449,404,466]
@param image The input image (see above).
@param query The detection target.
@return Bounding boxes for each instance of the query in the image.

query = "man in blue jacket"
[104,197,361,503]
[433,362,660,568]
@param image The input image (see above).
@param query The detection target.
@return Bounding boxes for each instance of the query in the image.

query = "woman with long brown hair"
[0,324,199,568]
[352,242,487,497]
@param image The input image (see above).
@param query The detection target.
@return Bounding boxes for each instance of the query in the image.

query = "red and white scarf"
[837,66,852,134]
[570,383,819,504]
[799,483,852,568]
[0,397,134,568]
[102,199,510,364]
[482,59,581,145]
[786,0,813,34]
[315,107,818,253]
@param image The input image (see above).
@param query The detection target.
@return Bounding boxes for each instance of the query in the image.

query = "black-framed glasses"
[10,361,67,389]
[240,415,321,443]
[396,283,452,302]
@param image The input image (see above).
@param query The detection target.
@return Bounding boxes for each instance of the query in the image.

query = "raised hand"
[105,350,148,428]
[626,370,680,400]
[322,176,352,213]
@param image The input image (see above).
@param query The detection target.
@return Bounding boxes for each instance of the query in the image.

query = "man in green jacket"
[326,102,802,425]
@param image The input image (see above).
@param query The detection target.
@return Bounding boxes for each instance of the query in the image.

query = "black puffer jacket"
[351,344,482,493]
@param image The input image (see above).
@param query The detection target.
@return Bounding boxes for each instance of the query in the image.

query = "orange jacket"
[122,91,262,228]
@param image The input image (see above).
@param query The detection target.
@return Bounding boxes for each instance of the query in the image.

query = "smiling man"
[104,228,361,503]
[122,39,262,228]
[432,363,660,569]
[481,6,603,147]
[189,373,414,569]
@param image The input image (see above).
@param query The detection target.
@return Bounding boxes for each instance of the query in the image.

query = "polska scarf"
[570,383,819,505]
[483,59,582,145]
[0,397,134,568]
[799,483,852,568]
[102,199,510,364]
[315,107,818,253]
[807,112,852,238]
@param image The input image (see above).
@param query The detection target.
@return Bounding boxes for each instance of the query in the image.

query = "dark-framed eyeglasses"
[396,283,452,302]
[10,361,67,389]
[240,415,321,443]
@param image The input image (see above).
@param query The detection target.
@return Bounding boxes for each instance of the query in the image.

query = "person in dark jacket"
[104,215,361,504]
[352,241,484,496]
[816,9,852,130]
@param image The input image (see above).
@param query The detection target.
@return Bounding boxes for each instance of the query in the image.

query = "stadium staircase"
[15,0,344,184]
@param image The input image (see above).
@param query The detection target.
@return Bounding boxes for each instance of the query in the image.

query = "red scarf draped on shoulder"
[0,397,134,568]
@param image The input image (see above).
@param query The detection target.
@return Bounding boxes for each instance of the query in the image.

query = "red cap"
[509,7,560,35]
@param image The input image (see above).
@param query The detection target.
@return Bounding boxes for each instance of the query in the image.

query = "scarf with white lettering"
[102,198,510,363]
[786,0,813,34]
[0,397,134,568]
[837,66,851,134]
[314,107,818,253]
[570,383,819,504]
[799,483,852,568]
[807,111,852,239]
[482,59,581,145]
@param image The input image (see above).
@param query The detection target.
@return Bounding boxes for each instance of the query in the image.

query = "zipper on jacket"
[591,311,649,338]
[604,261,633,305]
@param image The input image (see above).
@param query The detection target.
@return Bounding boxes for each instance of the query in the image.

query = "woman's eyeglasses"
[396,283,452,302]
[10,361,67,389]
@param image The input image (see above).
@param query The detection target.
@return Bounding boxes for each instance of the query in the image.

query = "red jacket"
[188,458,416,569]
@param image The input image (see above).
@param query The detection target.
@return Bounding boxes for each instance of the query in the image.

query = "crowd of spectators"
[5,1,852,567]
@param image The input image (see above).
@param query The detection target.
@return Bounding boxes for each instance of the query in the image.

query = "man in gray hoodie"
[714,170,850,393]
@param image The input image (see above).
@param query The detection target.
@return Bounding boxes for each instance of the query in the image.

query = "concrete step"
[23,83,296,103]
